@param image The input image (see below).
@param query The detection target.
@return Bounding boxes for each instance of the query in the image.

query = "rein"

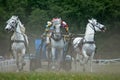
[90,23,103,32]
[83,40,95,44]
[12,29,27,47]
[51,32,63,41]
[90,23,96,32]
[82,23,96,44]
[11,40,24,43]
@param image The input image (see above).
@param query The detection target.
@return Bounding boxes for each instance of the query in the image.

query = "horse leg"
[73,55,77,71]
[82,50,88,72]
[89,57,93,72]
[13,50,19,72]
[46,46,51,70]
[90,52,95,72]
[74,53,79,71]
[18,49,26,71]
[57,48,64,70]
[51,47,56,70]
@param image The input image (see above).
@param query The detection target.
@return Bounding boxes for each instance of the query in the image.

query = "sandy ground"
[0,59,120,73]
[71,62,120,73]
[35,61,120,73]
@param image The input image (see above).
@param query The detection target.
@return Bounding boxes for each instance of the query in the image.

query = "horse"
[5,16,29,72]
[73,18,106,72]
[49,18,65,70]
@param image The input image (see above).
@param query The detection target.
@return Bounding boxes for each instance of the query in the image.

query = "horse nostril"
[5,28,8,30]
[5,28,10,31]
[101,27,106,32]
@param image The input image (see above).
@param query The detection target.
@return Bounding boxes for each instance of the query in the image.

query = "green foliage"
[0,0,120,37]
[27,9,49,35]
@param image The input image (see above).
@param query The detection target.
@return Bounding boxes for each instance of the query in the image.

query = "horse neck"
[84,23,95,41]
[55,25,61,33]
[13,22,24,40]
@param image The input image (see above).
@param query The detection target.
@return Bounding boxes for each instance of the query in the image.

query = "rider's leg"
[46,36,50,46]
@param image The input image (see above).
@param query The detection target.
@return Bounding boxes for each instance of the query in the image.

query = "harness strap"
[23,34,28,48]
[83,41,95,44]
[78,38,95,51]
[83,37,95,44]
[11,40,24,43]
[14,31,28,48]
[90,23,96,33]
[90,23,103,32]
[51,32,63,41]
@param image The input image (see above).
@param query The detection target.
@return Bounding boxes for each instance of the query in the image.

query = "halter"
[9,18,26,44]
[51,19,63,41]
[51,32,63,41]
[90,22,104,33]
[90,23,96,33]
[51,26,63,41]
[82,22,97,44]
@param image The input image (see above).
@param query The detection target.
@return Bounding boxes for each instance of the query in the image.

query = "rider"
[52,18,69,34]
[61,20,69,34]
[43,18,70,45]
[42,21,53,46]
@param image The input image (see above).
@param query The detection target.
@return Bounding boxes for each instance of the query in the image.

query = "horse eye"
[96,22,98,25]
[12,22,15,24]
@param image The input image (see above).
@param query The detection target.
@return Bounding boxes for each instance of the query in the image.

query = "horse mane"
[11,18,26,40]
[17,19,25,34]
[10,16,25,34]
[20,25,25,34]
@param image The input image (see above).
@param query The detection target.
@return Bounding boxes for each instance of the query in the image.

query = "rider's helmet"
[47,21,52,27]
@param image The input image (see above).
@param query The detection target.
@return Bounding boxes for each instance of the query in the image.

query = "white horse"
[5,16,29,72]
[73,18,106,72]
[50,18,65,70]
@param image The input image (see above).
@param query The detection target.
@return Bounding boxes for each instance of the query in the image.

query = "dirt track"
[71,62,120,73]
[35,61,120,73]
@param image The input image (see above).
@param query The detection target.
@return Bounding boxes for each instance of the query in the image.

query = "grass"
[0,72,120,80]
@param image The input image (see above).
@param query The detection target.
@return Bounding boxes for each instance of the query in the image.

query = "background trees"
[0,0,120,36]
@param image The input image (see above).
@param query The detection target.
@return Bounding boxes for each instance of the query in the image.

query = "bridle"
[89,22,104,33]
[82,22,98,44]
[51,24,63,41]
[7,18,18,32]
[8,19,25,43]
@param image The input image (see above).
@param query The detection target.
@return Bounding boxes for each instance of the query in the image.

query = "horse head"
[51,18,62,41]
[88,18,106,32]
[5,15,25,34]
[52,18,61,32]
[5,16,19,32]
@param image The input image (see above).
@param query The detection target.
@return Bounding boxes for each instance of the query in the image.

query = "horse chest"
[12,43,25,50]
[51,38,64,48]
[82,44,96,52]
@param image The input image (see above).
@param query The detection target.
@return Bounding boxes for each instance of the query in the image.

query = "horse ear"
[92,18,97,22]
[88,19,92,23]
[16,16,18,20]
[91,18,94,20]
